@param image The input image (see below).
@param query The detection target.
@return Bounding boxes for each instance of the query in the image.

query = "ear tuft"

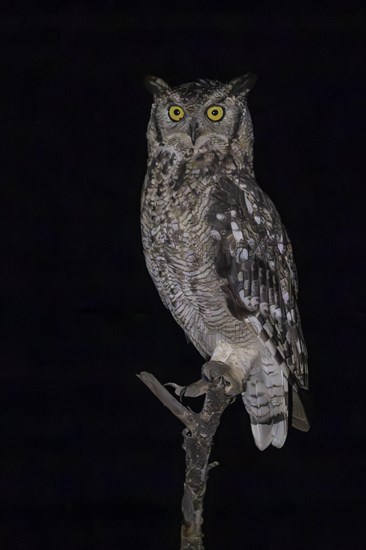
[144,75,171,96]
[229,73,258,97]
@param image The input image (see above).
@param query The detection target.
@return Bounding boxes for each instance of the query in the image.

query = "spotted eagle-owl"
[140,74,309,450]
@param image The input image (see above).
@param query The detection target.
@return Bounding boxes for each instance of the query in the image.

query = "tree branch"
[138,371,233,549]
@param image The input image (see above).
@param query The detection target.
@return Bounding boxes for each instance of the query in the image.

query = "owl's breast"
[141,152,213,249]
[142,166,215,281]
[141,154,250,357]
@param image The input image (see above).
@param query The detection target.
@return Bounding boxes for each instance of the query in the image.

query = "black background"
[1,2,365,549]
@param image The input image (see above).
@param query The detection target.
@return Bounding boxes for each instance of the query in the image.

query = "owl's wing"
[209,168,308,391]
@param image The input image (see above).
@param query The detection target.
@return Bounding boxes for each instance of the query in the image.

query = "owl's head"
[145,74,257,155]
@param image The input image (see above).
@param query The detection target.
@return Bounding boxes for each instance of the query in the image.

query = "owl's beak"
[189,120,200,145]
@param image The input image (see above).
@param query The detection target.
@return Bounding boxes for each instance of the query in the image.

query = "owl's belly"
[143,213,253,359]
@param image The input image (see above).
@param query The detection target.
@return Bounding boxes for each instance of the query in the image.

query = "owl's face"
[145,75,257,154]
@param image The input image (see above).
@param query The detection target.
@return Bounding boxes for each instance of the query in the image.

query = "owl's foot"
[165,360,242,400]
[165,379,209,399]
[202,360,243,397]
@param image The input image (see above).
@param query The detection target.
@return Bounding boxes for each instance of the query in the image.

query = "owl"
[140,74,309,450]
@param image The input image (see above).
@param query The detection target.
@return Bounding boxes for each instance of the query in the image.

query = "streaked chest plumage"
[141,147,254,357]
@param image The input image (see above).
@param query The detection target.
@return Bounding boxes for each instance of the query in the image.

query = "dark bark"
[138,371,232,549]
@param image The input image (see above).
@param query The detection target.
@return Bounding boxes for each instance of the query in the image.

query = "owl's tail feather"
[242,359,289,450]
[291,387,310,432]
[250,419,288,451]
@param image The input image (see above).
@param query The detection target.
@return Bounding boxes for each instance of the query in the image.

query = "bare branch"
[138,371,233,549]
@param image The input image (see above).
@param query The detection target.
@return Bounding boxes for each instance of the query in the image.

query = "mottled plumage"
[141,74,309,450]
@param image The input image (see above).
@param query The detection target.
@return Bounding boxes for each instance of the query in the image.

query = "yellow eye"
[206,105,225,121]
[168,105,185,122]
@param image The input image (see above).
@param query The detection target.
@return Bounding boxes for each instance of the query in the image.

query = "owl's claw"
[165,379,209,399]
[165,360,242,400]
[164,382,185,400]
[202,360,243,397]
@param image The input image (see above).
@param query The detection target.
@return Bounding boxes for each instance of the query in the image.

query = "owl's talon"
[165,380,209,399]
[179,386,187,401]
[164,382,186,398]
[202,372,210,383]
